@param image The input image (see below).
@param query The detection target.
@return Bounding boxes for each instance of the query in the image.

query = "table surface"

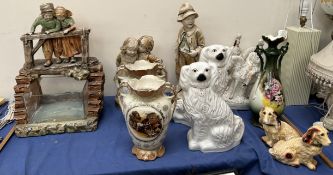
[0,96,333,175]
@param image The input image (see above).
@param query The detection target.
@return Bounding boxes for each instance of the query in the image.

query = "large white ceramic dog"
[173,62,244,152]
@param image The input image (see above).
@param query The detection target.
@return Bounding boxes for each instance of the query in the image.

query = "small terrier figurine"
[259,107,299,147]
[269,124,331,170]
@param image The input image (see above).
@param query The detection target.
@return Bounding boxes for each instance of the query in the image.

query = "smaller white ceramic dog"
[199,44,260,109]
[173,62,244,152]
[259,107,299,147]
[199,44,232,94]
[269,124,331,170]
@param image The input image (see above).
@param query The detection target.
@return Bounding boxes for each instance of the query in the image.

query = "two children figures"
[116,35,161,67]
[30,3,81,67]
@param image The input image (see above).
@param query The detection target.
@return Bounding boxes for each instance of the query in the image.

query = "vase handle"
[162,82,176,101]
[114,65,127,84]
[157,64,167,80]
[117,81,130,107]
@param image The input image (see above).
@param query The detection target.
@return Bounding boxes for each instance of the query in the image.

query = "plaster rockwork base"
[132,145,165,161]
[15,117,98,137]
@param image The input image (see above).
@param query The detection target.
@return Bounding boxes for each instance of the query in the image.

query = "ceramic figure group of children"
[30,3,81,67]
[116,36,161,67]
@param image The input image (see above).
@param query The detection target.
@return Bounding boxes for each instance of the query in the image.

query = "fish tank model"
[13,4,104,137]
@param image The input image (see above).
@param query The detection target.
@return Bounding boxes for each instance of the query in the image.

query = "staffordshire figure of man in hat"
[175,2,205,80]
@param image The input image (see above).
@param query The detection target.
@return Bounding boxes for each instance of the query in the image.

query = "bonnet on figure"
[54,6,82,63]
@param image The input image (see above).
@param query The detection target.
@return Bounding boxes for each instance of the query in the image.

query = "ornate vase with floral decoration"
[249,34,289,122]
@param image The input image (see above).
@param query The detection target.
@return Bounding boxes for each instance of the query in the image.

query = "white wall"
[0,0,332,99]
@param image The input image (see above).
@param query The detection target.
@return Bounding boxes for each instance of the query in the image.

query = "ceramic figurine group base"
[15,117,97,137]
[132,146,165,161]
[222,95,249,110]
[14,55,104,137]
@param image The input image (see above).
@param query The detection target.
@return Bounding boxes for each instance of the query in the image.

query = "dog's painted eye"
[205,68,209,72]
[212,49,217,52]
[321,133,325,136]
[263,112,266,115]
[222,48,227,52]
[192,69,198,72]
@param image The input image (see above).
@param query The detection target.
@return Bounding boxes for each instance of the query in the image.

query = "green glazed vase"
[249,35,289,118]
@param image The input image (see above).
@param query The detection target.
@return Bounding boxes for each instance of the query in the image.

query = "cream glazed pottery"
[114,60,167,104]
[114,60,167,88]
[117,75,176,161]
[173,62,244,153]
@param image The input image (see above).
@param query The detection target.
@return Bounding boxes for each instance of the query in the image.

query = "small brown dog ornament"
[259,106,299,147]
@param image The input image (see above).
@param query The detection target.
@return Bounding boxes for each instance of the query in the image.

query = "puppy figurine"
[173,62,244,152]
[259,106,299,147]
[269,124,331,170]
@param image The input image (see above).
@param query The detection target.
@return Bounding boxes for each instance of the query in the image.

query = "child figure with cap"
[176,2,205,79]
[30,3,61,67]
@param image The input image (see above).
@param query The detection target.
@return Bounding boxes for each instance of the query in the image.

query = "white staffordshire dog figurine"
[173,62,244,152]
[199,44,232,94]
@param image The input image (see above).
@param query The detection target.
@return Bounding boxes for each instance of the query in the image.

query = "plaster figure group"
[30,3,81,67]
[15,3,105,137]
